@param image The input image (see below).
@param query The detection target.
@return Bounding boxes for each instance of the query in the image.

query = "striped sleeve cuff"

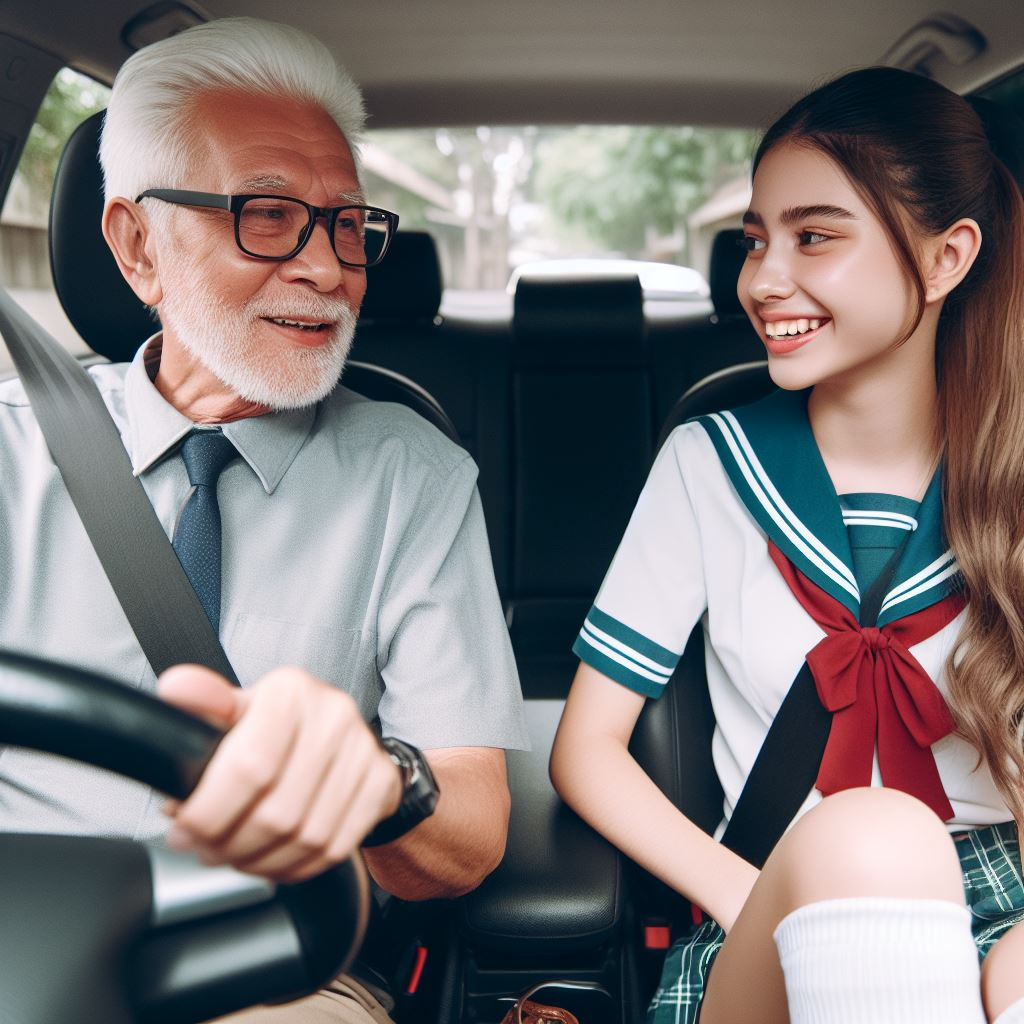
[572,605,680,698]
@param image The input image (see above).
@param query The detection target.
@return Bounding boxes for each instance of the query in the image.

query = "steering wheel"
[0,649,369,1024]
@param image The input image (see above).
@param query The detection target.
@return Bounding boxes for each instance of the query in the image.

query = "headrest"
[359,230,442,324]
[709,228,746,319]
[512,275,646,368]
[966,95,1024,192]
[50,110,155,363]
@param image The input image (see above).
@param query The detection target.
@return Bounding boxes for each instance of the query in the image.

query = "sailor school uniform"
[572,389,1024,1024]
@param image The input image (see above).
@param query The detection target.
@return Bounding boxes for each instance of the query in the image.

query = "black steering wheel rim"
[0,648,369,1024]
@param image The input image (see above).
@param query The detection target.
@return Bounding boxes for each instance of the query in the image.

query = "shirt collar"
[124,334,317,494]
[694,387,959,624]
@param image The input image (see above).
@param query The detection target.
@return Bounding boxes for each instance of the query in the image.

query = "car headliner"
[4,0,1022,129]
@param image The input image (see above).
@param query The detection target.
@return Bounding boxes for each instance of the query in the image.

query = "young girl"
[550,67,1024,1024]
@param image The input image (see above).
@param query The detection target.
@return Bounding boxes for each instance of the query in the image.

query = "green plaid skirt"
[647,821,1024,1024]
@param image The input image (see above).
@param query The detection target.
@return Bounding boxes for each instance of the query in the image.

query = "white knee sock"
[995,999,1024,1024]
[773,897,986,1024]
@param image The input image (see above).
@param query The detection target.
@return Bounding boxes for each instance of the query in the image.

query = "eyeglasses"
[135,189,399,267]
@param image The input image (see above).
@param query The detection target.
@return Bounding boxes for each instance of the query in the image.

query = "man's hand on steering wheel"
[158,665,403,882]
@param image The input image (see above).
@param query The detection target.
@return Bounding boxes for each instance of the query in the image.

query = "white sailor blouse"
[574,388,1010,832]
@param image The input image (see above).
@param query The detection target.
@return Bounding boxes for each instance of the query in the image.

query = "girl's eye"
[799,230,830,246]
[737,235,766,253]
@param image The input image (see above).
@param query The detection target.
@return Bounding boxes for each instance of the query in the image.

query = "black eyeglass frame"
[134,189,400,267]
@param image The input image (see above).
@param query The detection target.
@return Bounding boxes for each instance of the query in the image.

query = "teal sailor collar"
[695,388,961,627]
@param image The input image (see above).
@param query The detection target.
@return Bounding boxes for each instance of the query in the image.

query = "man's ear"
[924,218,982,304]
[101,197,163,307]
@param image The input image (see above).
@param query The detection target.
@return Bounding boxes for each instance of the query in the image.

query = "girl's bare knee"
[767,788,963,911]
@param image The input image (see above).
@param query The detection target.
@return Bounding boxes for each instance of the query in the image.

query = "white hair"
[99,17,366,202]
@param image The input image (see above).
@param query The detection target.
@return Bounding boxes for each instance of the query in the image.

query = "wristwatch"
[362,736,440,847]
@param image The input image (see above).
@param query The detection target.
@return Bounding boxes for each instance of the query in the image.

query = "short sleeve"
[376,453,528,751]
[573,426,707,698]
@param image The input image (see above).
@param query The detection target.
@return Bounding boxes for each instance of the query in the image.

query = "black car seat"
[48,111,460,445]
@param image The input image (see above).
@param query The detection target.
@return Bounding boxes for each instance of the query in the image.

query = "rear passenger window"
[362,125,756,304]
[0,68,109,379]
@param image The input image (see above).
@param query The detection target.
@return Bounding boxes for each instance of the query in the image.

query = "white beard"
[158,279,357,411]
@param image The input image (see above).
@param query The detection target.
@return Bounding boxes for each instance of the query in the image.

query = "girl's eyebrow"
[743,204,857,227]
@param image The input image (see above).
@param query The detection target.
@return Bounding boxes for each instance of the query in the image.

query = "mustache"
[250,299,358,324]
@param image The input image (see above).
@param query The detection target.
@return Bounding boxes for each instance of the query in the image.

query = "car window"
[362,125,756,311]
[0,69,109,379]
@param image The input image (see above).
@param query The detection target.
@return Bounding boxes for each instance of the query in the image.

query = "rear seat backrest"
[509,275,654,696]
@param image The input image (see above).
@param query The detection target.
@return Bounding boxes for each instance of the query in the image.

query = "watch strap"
[362,737,439,847]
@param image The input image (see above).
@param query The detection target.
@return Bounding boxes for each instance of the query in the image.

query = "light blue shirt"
[0,338,526,839]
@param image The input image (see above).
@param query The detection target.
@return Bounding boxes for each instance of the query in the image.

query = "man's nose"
[282,217,346,291]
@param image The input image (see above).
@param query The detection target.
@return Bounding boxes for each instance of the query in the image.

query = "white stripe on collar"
[841,508,919,530]
[710,411,860,599]
[880,550,959,615]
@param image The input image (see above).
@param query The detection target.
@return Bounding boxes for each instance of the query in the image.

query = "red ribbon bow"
[768,542,965,821]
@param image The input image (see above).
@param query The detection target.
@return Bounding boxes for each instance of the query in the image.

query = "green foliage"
[19,69,108,198]
[534,125,756,256]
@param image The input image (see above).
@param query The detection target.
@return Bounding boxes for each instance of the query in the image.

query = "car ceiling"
[3,0,1023,128]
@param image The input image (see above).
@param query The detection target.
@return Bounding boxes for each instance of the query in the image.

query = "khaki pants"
[213,974,395,1024]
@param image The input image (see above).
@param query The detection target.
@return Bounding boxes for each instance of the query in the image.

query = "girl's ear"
[924,218,982,304]
[101,197,163,307]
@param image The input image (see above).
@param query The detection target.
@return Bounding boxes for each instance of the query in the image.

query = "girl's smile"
[759,314,832,353]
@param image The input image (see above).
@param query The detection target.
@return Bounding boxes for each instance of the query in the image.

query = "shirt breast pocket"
[221,613,378,720]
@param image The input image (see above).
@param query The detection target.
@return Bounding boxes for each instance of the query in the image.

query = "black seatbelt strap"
[720,533,912,868]
[0,287,239,684]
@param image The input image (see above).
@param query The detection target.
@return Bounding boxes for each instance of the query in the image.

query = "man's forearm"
[362,747,510,900]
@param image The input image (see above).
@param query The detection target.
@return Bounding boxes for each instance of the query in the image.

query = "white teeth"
[270,318,324,331]
[765,318,825,338]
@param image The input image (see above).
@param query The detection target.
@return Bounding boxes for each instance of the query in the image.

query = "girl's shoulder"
[659,386,807,479]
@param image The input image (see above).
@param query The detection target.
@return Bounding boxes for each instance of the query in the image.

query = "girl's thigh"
[697,848,792,1024]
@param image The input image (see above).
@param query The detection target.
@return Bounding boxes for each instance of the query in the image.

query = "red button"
[644,924,671,949]
[405,945,429,994]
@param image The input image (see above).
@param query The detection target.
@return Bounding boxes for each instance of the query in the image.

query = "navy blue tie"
[173,430,239,632]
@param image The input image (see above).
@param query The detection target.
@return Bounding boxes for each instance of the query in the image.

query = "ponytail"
[941,158,1024,825]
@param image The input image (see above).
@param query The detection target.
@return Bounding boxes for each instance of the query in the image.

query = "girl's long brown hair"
[756,68,1024,825]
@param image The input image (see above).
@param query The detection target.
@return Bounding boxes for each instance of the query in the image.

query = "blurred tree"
[533,125,756,259]
[19,69,108,201]
[361,129,459,227]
